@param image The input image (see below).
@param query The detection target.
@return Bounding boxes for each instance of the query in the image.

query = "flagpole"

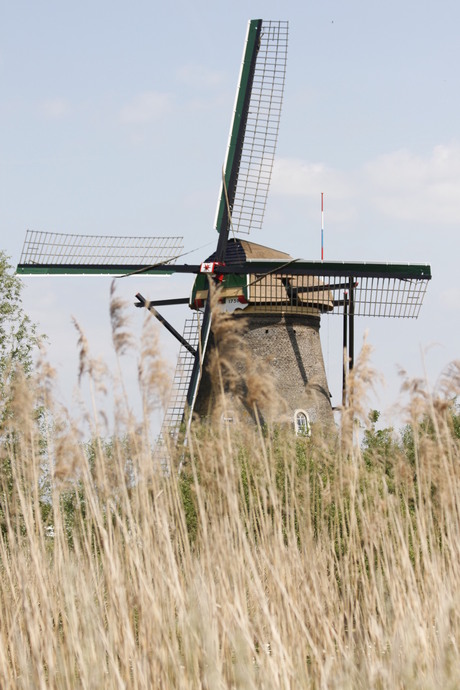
[321,192,324,261]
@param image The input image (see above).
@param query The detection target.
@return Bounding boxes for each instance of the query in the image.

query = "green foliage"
[362,410,398,465]
[0,253,43,536]
[400,401,460,465]
[445,401,460,439]
[179,473,198,544]
[452,405,460,438]
[0,251,40,382]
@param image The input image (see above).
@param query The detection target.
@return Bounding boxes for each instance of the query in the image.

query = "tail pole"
[321,192,324,261]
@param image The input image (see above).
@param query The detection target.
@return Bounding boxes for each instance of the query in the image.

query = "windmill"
[17,19,431,450]
[133,19,431,448]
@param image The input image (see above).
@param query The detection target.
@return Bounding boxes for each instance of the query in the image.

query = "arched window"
[294,409,311,437]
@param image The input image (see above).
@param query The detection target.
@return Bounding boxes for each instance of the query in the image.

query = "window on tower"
[294,409,311,437]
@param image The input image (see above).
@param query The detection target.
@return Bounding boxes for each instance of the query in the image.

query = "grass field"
[1,299,459,688]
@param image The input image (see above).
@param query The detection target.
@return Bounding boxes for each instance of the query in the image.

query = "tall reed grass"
[1,293,459,688]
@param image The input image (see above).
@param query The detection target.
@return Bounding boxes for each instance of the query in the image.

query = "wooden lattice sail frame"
[17,230,184,275]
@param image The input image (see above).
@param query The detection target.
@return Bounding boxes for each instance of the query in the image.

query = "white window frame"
[294,409,311,437]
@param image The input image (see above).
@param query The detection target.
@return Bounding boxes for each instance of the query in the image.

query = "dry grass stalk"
[109,280,135,358]
[138,315,171,415]
[1,325,460,688]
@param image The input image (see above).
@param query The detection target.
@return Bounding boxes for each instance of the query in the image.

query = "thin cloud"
[272,157,354,199]
[365,143,460,224]
[120,91,172,125]
[271,157,358,224]
[39,98,70,119]
[176,64,224,90]
[439,287,460,311]
[272,144,460,227]
[175,64,231,114]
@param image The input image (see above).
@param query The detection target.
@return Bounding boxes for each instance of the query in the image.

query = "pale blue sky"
[1,1,459,429]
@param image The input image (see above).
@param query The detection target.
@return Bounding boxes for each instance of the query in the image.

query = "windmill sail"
[243,260,431,318]
[185,297,212,415]
[154,315,202,467]
[181,19,289,435]
[17,230,184,275]
[215,19,288,239]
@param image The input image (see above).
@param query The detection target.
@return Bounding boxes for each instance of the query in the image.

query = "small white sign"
[221,297,248,313]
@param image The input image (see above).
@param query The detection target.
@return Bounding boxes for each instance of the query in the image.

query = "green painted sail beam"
[16,264,175,276]
[240,259,432,280]
[18,259,431,281]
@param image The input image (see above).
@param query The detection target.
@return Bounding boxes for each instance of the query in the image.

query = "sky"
[1,0,459,433]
